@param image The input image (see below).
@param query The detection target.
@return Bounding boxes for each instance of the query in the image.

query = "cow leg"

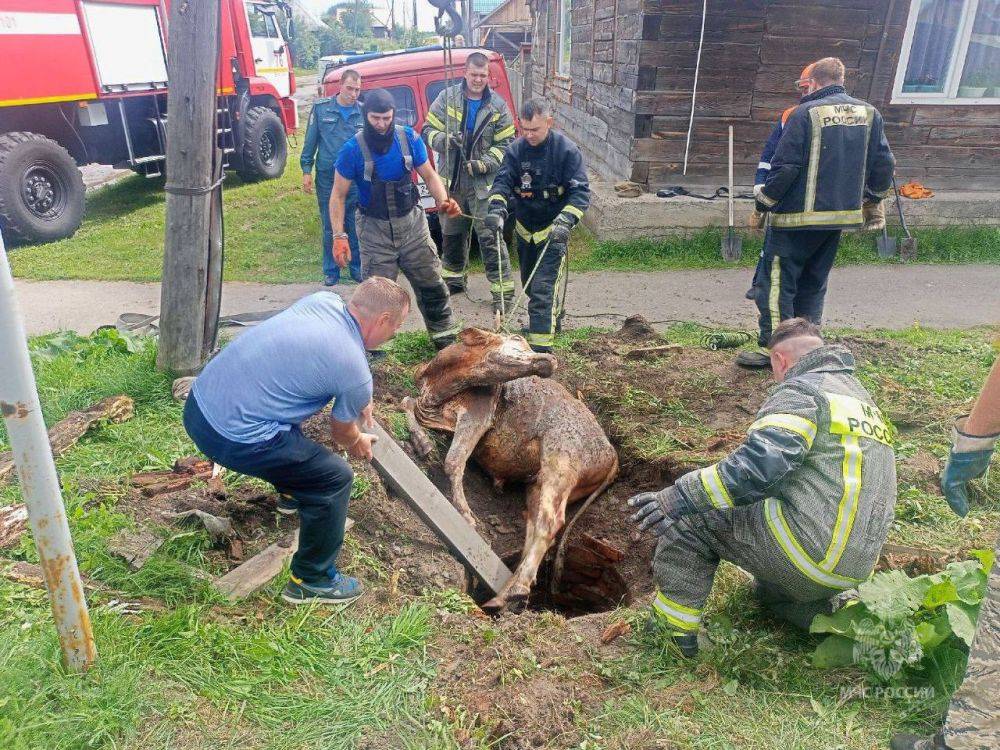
[484,456,578,613]
[443,396,495,528]
[400,396,435,458]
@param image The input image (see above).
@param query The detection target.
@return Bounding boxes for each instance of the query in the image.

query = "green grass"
[1,328,996,748]
[8,140,998,283]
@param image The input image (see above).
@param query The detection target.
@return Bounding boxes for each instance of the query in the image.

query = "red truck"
[0,0,298,244]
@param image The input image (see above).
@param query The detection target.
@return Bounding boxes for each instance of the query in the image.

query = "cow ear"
[459,328,489,346]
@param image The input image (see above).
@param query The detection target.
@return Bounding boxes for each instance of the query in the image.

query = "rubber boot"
[735,350,772,369]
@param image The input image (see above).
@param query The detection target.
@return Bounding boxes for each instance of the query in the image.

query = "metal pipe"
[0,231,97,672]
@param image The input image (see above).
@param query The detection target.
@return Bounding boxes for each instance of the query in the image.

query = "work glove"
[862,200,885,231]
[466,160,489,176]
[627,486,693,537]
[753,184,772,215]
[438,198,462,218]
[549,216,574,246]
[431,131,465,153]
[333,234,351,268]
[940,415,998,516]
[748,209,765,231]
[483,212,504,232]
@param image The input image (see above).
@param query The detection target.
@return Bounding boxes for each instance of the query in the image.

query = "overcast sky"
[297,0,441,33]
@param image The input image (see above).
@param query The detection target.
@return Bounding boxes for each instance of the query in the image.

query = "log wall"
[531,0,1000,190]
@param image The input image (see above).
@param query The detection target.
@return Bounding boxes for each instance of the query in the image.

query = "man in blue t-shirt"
[183,278,410,606]
[301,68,364,286]
[329,88,463,350]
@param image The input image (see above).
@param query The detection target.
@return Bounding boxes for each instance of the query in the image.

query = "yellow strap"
[699,464,733,509]
[749,414,818,448]
[821,435,863,571]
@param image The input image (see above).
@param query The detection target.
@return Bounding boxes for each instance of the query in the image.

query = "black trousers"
[183,395,353,584]
[754,227,842,346]
[517,236,567,350]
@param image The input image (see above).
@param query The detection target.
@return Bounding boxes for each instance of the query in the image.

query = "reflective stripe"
[699,464,733,509]
[487,146,505,162]
[758,160,771,170]
[446,105,463,120]
[763,498,862,589]
[821,435,863,571]
[490,280,514,294]
[515,221,551,244]
[551,253,567,331]
[491,112,501,122]
[431,326,460,340]
[561,204,585,221]
[526,331,553,347]
[440,267,466,279]
[768,255,781,338]
[652,592,701,632]
[770,208,864,229]
[494,124,516,140]
[758,191,778,208]
[425,111,445,131]
[489,194,508,206]
[749,414,817,448]
[869,185,892,199]
[826,392,893,446]
[805,107,824,213]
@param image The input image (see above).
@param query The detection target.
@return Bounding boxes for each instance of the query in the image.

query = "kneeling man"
[629,318,896,655]
[183,278,409,605]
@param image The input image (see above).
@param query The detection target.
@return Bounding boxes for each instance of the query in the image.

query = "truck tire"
[0,132,85,244]
[236,106,287,183]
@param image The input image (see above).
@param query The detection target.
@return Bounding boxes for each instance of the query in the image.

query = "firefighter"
[301,68,364,286]
[183,278,410,606]
[738,57,895,370]
[628,318,897,657]
[422,51,517,313]
[329,88,462,350]
[745,62,815,300]
[484,97,589,353]
[892,359,1000,750]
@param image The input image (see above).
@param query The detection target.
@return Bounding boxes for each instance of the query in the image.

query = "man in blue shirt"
[330,87,463,350]
[301,68,364,286]
[183,278,410,605]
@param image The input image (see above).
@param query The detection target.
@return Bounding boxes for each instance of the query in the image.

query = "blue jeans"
[317,173,362,282]
[183,394,353,584]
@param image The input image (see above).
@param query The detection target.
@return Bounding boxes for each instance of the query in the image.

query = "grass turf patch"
[0,327,996,748]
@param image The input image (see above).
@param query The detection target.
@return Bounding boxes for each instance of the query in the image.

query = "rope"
[682,0,708,175]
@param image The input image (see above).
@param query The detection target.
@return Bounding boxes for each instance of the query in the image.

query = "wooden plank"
[369,422,513,596]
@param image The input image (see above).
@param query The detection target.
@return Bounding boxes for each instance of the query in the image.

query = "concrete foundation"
[584,179,1000,242]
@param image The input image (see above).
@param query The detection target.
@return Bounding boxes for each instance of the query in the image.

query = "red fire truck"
[0,0,298,244]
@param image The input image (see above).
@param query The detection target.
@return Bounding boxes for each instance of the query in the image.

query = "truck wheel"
[236,106,287,182]
[0,132,85,244]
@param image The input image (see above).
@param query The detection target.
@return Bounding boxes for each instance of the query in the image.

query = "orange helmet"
[795,63,815,93]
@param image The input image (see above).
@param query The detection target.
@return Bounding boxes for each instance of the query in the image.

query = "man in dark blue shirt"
[301,68,364,286]
[330,88,462,350]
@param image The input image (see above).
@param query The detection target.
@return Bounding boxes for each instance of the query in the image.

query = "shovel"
[892,175,918,261]
[876,225,897,258]
[722,125,742,262]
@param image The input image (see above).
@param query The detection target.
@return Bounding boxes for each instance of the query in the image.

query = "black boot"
[671,633,699,658]
[889,733,949,750]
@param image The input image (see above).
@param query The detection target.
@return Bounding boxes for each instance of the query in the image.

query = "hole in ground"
[470,535,632,618]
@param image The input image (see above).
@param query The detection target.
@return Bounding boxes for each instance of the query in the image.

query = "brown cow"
[400,328,619,612]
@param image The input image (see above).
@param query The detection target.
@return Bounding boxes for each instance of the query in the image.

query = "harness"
[356,125,420,220]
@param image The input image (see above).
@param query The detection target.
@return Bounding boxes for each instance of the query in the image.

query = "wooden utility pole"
[158,0,223,375]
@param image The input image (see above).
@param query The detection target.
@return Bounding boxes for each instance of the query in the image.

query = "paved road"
[12,264,998,337]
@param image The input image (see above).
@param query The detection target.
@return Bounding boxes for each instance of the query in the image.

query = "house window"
[893,0,1000,103]
[555,0,571,77]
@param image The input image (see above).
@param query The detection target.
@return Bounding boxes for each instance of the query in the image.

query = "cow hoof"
[481,595,506,614]
[504,592,529,613]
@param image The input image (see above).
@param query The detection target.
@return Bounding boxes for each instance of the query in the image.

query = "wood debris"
[600,620,632,645]
[131,455,216,497]
[0,504,28,549]
[107,527,165,570]
[625,344,683,360]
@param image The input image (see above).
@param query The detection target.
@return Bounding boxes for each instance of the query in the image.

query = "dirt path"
[12,264,999,336]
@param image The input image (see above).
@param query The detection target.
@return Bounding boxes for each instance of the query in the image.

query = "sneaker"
[323,275,340,287]
[735,350,772,369]
[281,572,364,606]
[276,494,298,515]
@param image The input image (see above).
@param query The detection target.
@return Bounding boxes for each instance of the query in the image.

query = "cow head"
[415,328,557,404]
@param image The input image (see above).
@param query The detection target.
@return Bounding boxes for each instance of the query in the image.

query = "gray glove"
[549,216,573,246]
[484,212,504,232]
[627,486,692,536]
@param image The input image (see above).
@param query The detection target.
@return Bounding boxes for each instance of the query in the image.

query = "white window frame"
[892,0,1000,105]
[556,0,571,77]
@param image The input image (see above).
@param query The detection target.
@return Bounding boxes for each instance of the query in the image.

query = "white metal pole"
[0,231,96,671]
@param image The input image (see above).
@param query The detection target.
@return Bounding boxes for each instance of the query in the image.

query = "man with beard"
[329,88,462,349]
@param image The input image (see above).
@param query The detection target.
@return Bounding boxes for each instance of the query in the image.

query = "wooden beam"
[369,422,513,596]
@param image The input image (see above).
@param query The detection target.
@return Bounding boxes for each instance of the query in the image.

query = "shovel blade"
[876,229,897,259]
[722,231,742,262]
[900,237,918,261]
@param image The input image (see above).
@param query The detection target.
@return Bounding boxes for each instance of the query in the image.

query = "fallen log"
[131,456,215,497]
[0,395,134,484]
[0,503,28,549]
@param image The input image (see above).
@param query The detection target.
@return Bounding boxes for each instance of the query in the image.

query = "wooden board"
[213,519,354,601]
[369,422,513,596]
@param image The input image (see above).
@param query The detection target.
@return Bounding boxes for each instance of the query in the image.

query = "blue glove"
[627,486,693,536]
[940,416,997,516]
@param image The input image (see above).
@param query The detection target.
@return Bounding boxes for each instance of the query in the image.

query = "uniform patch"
[813,104,869,128]
[826,392,893,445]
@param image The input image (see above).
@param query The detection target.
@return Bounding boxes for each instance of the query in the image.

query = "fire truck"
[0,0,298,244]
